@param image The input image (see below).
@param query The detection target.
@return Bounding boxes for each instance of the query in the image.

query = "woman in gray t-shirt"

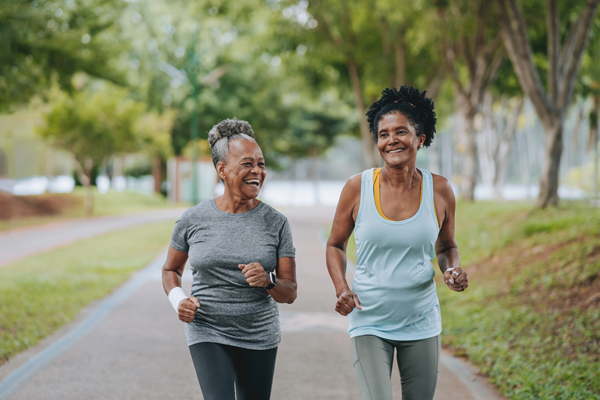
[162,118,297,400]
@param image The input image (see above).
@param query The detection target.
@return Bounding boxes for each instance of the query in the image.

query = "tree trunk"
[476,93,497,192]
[73,156,94,216]
[516,130,532,201]
[393,39,406,88]
[347,60,376,169]
[494,97,524,199]
[494,0,600,207]
[537,120,563,207]
[457,102,478,201]
[45,148,54,181]
[153,155,162,194]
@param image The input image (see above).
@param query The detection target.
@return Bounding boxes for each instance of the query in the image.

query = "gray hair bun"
[208,118,255,149]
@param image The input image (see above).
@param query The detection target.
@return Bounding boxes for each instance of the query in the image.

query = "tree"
[0,0,127,111]
[476,94,524,199]
[494,0,600,207]
[39,84,145,215]
[578,17,600,199]
[277,0,444,169]
[434,0,505,200]
[272,90,355,202]
[134,110,177,193]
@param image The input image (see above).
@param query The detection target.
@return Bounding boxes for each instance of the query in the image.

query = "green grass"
[438,201,600,400]
[0,220,174,365]
[340,201,600,400]
[1,187,182,231]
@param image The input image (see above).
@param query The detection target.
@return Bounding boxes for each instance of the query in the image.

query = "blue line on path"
[0,251,167,399]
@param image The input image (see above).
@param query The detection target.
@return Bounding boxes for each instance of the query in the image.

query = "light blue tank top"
[348,168,442,341]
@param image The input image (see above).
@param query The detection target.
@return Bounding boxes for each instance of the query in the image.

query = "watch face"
[270,272,277,285]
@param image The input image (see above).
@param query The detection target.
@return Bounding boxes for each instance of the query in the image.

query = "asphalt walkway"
[0,208,187,267]
[0,206,506,399]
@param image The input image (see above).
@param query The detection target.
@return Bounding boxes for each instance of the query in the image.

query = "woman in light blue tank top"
[326,86,469,400]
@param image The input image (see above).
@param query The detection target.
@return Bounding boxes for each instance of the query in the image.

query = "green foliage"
[0,221,174,365]
[0,0,127,111]
[134,109,176,159]
[39,84,145,172]
[272,91,356,158]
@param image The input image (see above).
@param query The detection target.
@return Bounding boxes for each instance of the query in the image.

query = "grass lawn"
[0,220,175,366]
[1,187,180,231]
[341,200,600,400]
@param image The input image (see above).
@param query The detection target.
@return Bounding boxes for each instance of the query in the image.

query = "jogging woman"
[162,118,297,400]
[326,86,468,400]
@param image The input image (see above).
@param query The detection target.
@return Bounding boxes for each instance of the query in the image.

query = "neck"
[381,161,419,189]
[215,189,259,214]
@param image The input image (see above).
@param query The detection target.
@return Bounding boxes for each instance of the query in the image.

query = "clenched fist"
[178,296,200,323]
[239,263,270,287]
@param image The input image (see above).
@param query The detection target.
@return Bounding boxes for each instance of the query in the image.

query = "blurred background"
[1,1,600,399]
[1,0,598,218]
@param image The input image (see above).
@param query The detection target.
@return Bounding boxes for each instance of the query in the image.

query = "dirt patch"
[0,191,82,220]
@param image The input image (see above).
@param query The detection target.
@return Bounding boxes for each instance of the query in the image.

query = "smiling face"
[216,139,266,200]
[376,112,425,167]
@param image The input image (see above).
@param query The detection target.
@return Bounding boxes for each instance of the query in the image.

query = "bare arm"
[433,175,468,292]
[326,174,363,315]
[239,257,297,304]
[271,257,297,303]
[162,245,188,295]
[162,245,200,322]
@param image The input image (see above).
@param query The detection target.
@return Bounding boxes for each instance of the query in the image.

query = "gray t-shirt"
[170,198,295,350]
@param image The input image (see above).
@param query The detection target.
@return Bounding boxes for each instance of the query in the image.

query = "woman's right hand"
[178,296,200,323]
[335,289,362,316]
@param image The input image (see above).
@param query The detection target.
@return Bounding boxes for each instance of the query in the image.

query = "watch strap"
[266,272,276,290]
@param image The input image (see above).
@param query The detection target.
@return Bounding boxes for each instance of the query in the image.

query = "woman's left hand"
[444,267,468,292]
[239,262,269,287]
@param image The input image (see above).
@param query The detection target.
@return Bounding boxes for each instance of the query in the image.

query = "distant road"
[0,208,187,267]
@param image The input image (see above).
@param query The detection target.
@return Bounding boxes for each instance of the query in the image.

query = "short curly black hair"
[366,86,436,147]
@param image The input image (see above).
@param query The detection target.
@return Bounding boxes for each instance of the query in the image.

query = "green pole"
[188,25,200,205]
[190,95,200,205]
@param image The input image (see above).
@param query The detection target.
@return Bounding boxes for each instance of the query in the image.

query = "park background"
[1,0,599,399]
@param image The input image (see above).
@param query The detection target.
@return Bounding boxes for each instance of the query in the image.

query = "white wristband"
[168,287,188,313]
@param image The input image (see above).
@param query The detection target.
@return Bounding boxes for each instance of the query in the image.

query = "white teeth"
[244,180,260,185]
[388,148,404,153]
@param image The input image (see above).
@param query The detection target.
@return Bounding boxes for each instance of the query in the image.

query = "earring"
[419,144,423,148]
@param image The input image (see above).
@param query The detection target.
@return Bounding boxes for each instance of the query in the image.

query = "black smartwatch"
[266,272,277,290]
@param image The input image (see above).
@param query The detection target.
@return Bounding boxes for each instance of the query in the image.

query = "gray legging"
[351,334,440,400]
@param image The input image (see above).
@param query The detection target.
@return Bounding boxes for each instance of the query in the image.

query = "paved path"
[0,207,506,400]
[0,208,187,267]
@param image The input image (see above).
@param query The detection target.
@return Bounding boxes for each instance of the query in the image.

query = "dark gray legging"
[351,334,440,400]
[189,342,278,400]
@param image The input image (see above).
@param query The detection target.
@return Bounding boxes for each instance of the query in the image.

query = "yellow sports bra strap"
[374,168,425,222]
[373,168,392,221]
